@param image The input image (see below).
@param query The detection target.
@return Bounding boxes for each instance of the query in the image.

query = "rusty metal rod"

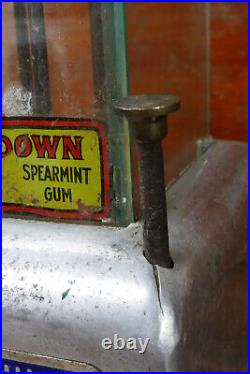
[137,141,173,267]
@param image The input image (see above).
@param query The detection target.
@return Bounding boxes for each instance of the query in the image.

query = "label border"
[2,117,110,220]
[3,348,99,372]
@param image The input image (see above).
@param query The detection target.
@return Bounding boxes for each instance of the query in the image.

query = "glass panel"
[3,3,95,117]
[2,2,133,226]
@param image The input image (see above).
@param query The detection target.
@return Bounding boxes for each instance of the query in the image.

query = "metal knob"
[114,94,181,268]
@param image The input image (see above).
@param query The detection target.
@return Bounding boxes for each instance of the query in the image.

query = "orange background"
[210,2,248,141]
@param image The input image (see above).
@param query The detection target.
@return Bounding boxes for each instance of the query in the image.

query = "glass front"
[2,2,134,226]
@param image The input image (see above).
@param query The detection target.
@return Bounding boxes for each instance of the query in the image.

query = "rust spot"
[77,199,99,214]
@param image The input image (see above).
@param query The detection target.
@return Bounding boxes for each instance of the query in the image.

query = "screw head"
[114,94,180,119]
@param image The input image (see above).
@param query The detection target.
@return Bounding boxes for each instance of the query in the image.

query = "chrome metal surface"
[3,141,247,371]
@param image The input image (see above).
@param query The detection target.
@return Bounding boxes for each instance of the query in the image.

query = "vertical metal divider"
[89,3,106,120]
[89,3,134,226]
[26,2,51,115]
[13,2,51,115]
[13,3,33,92]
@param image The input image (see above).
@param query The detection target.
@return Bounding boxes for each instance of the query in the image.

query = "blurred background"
[127,2,247,182]
[128,2,247,142]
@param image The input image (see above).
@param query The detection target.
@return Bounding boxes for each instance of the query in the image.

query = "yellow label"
[2,119,109,220]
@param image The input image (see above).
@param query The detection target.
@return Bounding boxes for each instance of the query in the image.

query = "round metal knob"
[114,94,180,143]
[114,94,180,118]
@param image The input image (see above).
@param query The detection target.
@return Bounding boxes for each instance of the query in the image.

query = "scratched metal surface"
[2,141,247,371]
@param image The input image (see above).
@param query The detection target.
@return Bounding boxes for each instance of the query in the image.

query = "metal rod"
[114,94,180,268]
[26,2,51,114]
[13,3,32,92]
[137,141,173,268]
[89,3,106,119]
[13,2,51,115]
